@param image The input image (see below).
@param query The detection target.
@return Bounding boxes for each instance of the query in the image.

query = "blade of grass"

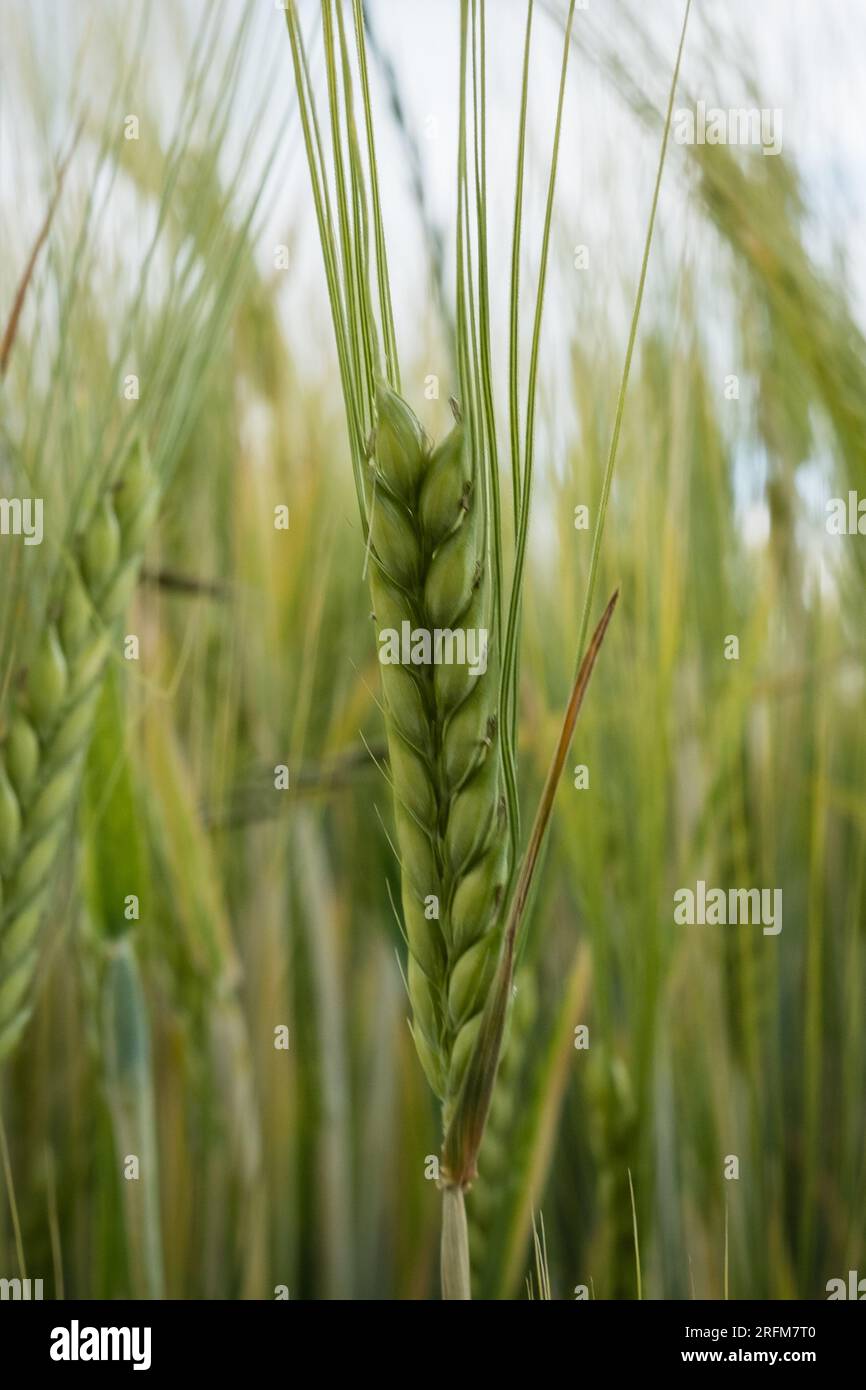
[628,1166,642,1300]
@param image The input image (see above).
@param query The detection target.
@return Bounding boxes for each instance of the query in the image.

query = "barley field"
[1,0,864,1304]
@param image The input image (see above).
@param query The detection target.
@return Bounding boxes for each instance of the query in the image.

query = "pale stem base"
[440,1184,471,1300]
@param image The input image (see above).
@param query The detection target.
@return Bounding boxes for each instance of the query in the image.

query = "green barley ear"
[0,443,159,1060]
[366,389,510,1138]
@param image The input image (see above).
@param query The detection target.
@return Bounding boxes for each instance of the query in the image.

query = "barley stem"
[441,1184,471,1301]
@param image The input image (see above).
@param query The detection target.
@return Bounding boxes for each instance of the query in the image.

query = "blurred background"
[1,0,864,1299]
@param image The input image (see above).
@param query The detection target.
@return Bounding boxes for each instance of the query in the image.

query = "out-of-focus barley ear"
[0,442,159,1061]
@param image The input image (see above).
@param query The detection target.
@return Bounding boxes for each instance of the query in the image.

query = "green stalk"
[441,1184,471,1300]
[102,937,164,1299]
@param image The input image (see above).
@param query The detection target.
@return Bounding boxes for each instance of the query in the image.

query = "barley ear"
[0,442,159,1059]
[366,388,512,1146]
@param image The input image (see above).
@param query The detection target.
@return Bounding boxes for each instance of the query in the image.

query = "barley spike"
[0,443,158,1059]
[368,382,509,1147]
